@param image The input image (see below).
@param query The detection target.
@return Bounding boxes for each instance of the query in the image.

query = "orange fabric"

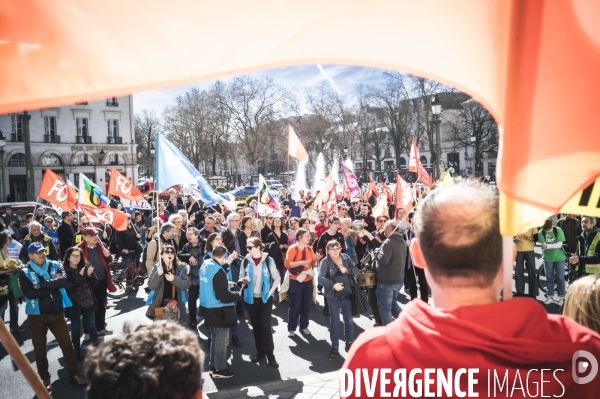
[284,244,316,282]
[0,1,599,222]
[379,180,393,203]
[80,204,129,232]
[38,169,77,212]
[108,167,144,201]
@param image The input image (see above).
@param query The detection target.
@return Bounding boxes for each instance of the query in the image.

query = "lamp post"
[22,111,35,201]
[0,130,5,201]
[431,94,442,180]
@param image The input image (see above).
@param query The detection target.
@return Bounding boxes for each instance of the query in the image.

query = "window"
[420,156,428,167]
[11,115,23,141]
[44,116,57,136]
[73,154,95,166]
[41,154,63,167]
[107,97,118,106]
[109,154,124,165]
[400,158,407,169]
[107,120,119,137]
[8,153,25,167]
[76,118,88,136]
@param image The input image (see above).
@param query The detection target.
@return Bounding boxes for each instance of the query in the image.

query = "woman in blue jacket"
[239,237,280,367]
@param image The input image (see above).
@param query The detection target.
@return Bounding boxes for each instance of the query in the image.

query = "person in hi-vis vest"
[199,245,242,379]
[569,216,600,274]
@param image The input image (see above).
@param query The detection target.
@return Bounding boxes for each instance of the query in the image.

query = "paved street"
[1,249,561,398]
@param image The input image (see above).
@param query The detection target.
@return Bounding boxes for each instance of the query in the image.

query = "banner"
[78,173,109,208]
[342,164,360,198]
[288,124,309,165]
[38,169,77,211]
[257,174,282,216]
[108,167,145,201]
[119,198,153,210]
[80,204,129,231]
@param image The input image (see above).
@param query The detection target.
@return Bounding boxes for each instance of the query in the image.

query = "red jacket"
[342,299,600,397]
[76,240,116,292]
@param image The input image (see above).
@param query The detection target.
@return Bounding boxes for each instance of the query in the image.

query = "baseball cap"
[82,227,97,236]
[27,242,46,254]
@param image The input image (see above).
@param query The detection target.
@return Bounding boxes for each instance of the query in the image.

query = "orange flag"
[38,169,77,211]
[80,204,129,231]
[409,138,433,188]
[380,180,393,203]
[324,182,338,216]
[364,171,380,201]
[395,174,414,218]
[288,124,309,165]
[107,167,144,201]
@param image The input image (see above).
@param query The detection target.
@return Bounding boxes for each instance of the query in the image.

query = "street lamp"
[0,130,5,201]
[99,148,106,163]
[431,94,442,180]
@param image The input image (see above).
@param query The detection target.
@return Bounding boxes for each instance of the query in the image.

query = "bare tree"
[135,109,160,177]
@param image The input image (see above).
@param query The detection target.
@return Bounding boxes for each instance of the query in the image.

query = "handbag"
[154,283,178,321]
[332,273,353,298]
[8,274,24,299]
[350,276,368,316]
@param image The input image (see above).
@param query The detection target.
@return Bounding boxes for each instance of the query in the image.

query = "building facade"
[0,96,137,202]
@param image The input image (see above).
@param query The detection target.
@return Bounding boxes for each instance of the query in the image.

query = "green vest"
[580,232,600,274]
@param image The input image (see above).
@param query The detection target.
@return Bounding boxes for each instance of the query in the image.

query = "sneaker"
[329,348,339,358]
[345,341,353,352]
[10,326,25,333]
[98,329,113,336]
[83,334,90,341]
[301,328,311,335]
[288,331,295,338]
[212,369,234,379]
[556,296,564,306]
[544,297,554,305]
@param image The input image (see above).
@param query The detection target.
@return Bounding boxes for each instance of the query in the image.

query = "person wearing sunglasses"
[261,215,275,242]
[146,244,191,321]
[239,237,280,367]
[42,217,60,256]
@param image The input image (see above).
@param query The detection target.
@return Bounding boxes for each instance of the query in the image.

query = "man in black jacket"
[19,242,88,391]
[177,227,205,328]
[373,220,406,326]
[557,214,582,254]
[57,211,77,251]
[569,216,600,273]
[19,221,59,264]
[221,213,246,320]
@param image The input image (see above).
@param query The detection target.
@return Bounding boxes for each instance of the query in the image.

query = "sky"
[132,64,388,115]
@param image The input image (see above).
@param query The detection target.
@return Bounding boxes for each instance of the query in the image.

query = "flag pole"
[155,134,161,258]
[287,124,290,191]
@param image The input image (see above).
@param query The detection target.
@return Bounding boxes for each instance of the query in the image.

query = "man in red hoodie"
[342,180,600,397]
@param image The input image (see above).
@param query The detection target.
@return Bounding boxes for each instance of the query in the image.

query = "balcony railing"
[106,100,119,107]
[107,136,123,144]
[110,161,125,166]
[11,133,23,142]
[44,135,61,143]
[76,136,92,144]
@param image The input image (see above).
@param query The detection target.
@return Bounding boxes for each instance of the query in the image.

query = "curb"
[205,371,339,398]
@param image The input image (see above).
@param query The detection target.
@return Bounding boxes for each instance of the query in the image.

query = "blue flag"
[155,133,224,206]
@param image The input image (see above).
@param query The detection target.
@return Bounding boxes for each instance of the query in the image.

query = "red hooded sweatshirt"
[342,298,600,398]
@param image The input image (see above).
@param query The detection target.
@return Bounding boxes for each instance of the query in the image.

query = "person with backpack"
[144,222,176,276]
[238,237,280,367]
[539,218,567,305]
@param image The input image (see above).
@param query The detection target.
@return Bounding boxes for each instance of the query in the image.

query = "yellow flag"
[288,124,309,165]
[560,177,600,218]
[499,193,554,236]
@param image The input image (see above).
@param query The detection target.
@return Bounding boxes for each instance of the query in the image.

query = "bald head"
[413,180,501,287]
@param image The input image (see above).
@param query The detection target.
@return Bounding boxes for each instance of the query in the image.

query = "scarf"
[24,259,72,315]
[76,240,117,292]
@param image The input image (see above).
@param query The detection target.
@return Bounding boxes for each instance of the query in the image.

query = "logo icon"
[572,350,598,384]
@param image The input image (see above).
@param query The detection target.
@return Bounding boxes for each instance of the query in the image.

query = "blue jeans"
[376,283,403,326]
[544,261,565,297]
[328,296,354,348]
[70,306,99,356]
[288,279,313,331]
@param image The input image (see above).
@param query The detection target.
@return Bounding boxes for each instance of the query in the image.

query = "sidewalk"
[206,371,340,399]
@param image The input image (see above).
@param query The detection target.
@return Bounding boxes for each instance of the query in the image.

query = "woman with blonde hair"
[563,274,600,334]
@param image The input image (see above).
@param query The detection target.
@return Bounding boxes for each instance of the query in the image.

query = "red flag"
[363,171,380,201]
[409,138,433,188]
[380,180,393,203]
[38,169,77,211]
[80,204,129,231]
[324,182,338,216]
[108,167,144,201]
[395,174,414,218]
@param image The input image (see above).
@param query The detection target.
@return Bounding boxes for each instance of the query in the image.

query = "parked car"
[228,186,257,201]
[0,202,60,228]
[265,180,283,191]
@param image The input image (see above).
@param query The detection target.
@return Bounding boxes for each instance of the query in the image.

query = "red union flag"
[409,138,432,188]
[395,173,414,218]
[38,169,77,211]
[80,204,129,231]
[107,167,144,201]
